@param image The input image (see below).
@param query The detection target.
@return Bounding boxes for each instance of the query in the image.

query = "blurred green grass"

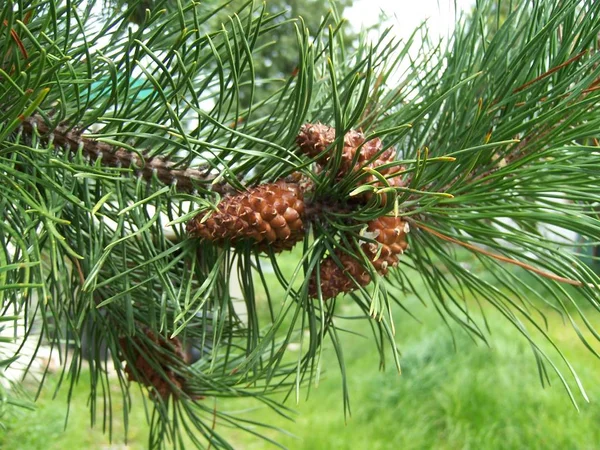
[2,255,600,449]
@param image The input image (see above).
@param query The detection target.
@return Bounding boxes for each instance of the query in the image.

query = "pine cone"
[308,250,371,299]
[119,328,188,400]
[187,180,305,251]
[361,216,409,275]
[309,217,409,299]
[296,123,364,168]
[297,123,405,199]
[296,122,336,161]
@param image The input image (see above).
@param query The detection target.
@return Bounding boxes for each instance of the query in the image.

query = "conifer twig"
[19,116,226,194]
[414,221,592,288]
[512,50,588,94]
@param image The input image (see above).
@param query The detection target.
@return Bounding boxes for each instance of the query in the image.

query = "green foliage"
[3,288,600,449]
[1,0,600,448]
[108,0,357,106]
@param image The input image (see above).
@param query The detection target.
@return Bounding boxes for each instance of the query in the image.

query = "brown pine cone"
[308,250,371,299]
[187,180,305,251]
[361,216,409,275]
[296,123,366,169]
[339,134,405,203]
[296,122,337,161]
[297,123,405,199]
[119,328,187,400]
[309,216,409,299]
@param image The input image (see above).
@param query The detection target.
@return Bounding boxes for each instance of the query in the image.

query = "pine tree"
[2,0,600,448]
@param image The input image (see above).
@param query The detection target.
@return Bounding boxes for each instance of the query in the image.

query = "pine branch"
[413,221,592,288]
[19,115,230,194]
[3,0,600,448]
[186,122,413,299]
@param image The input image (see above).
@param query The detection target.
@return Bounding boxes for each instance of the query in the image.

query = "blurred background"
[2,1,600,449]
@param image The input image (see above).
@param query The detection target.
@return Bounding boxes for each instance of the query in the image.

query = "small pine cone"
[119,328,188,401]
[308,250,371,299]
[341,136,406,203]
[362,216,409,275]
[297,123,405,199]
[296,123,364,168]
[341,134,406,195]
[187,180,305,252]
[309,217,409,299]
[296,123,337,161]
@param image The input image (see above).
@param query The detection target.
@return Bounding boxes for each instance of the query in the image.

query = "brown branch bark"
[414,221,589,287]
[20,116,227,194]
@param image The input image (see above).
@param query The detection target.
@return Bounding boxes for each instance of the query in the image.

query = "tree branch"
[414,221,592,288]
[19,115,228,194]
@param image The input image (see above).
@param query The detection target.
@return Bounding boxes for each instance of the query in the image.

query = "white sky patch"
[343,0,476,95]
[345,0,476,41]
